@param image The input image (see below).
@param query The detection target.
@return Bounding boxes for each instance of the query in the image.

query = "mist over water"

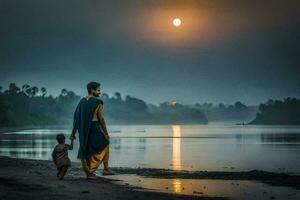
[1,124,300,174]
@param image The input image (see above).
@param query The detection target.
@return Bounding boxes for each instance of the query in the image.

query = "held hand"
[70,133,76,140]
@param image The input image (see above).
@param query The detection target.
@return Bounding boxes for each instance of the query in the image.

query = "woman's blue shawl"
[72,97,109,158]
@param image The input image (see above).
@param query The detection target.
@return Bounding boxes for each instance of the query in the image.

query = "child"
[52,133,74,180]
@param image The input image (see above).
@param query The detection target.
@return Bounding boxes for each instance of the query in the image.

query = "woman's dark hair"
[56,134,65,144]
[87,81,100,94]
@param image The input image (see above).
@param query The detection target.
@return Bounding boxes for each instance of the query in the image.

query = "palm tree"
[61,89,68,96]
[21,84,30,96]
[114,92,122,101]
[234,101,246,109]
[30,86,39,97]
[25,87,32,97]
[22,84,30,92]
[9,83,20,94]
[41,87,47,97]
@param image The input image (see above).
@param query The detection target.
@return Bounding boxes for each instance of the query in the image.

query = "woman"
[70,81,114,179]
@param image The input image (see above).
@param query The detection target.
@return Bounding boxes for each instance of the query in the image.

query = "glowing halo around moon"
[172,18,181,27]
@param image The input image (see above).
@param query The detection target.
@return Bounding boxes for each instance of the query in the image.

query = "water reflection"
[0,136,55,159]
[111,138,121,151]
[172,179,182,193]
[172,125,182,170]
[0,125,300,173]
[261,133,300,143]
[108,175,300,200]
[172,125,182,193]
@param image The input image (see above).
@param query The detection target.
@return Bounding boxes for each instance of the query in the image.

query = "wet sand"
[112,167,300,189]
[1,156,300,200]
[0,156,226,200]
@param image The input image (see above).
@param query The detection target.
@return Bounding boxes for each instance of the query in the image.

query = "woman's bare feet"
[86,173,98,180]
[102,169,115,175]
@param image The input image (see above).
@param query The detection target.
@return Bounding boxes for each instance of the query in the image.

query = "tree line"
[0,83,80,126]
[0,83,208,126]
[249,98,300,125]
[1,83,297,127]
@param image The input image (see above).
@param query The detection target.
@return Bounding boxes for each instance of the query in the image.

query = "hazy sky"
[0,0,299,105]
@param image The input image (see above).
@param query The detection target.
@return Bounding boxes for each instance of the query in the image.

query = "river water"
[1,123,300,174]
[1,123,300,199]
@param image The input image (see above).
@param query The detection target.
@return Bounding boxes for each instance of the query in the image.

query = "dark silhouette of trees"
[114,92,122,101]
[60,89,68,97]
[8,83,20,94]
[218,103,225,109]
[0,83,209,126]
[0,84,81,126]
[30,86,39,97]
[99,93,208,124]
[194,101,258,122]
[3,83,298,126]
[149,102,208,124]
[249,97,300,125]
[41,87,47,97]
[22,84,30,93]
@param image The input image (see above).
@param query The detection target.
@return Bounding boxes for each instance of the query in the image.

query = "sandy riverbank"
[1,156,300,199]
[113,167,300,189]
[0,156,226,200]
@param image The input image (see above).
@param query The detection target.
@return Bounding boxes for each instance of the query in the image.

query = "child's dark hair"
[56,134,65,144]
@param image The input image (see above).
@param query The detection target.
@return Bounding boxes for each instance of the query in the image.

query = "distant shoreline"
[0,125,73,134]
[2,123,300,134]
[0,123,209,133]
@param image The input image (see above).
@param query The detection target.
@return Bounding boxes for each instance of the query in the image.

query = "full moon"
[173,18,181,27]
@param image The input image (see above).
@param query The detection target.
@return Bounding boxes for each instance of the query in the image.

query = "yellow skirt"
[80,145,109,175]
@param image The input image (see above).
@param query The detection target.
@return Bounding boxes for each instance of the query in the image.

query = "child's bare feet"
[57,166,68,180]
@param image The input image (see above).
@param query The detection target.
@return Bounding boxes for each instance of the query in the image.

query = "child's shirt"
[52,144,73,168]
